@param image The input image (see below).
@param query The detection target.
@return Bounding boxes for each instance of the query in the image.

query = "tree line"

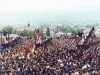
[1,25,82,37]
[1,26,50,37]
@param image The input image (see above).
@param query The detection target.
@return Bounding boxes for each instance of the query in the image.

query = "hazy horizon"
[0,0,100,28]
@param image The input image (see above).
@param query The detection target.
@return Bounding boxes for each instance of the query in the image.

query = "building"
[56,32,65,36]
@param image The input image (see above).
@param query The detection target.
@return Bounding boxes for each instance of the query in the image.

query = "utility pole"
[0,31,2,45]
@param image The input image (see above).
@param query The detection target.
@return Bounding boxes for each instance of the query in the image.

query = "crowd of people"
[0,35,100,75]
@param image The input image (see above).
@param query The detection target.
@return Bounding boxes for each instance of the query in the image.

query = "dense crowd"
[0,36,100,75]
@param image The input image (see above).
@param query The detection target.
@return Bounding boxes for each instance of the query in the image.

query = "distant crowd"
[0,36,100,75]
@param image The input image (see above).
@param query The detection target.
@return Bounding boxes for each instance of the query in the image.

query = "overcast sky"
[0,0,100,13]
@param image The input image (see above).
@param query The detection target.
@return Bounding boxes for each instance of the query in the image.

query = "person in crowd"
[0,36,99,75]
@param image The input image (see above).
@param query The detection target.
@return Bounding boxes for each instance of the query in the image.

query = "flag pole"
[0,31,2,45]
[34,29,36,50]
[8,33,9,41]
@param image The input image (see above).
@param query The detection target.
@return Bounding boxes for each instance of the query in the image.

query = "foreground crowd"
[0,36,100,75]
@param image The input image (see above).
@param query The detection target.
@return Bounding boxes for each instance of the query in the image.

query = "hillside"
[0,6,100,28]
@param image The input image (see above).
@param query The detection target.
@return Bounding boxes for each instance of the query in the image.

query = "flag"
[83,26,95,45]
[2,31,7,36]
[2,31,8,43]
[28,22,30,27]
[78,32,83,38]
[4,35,8,43]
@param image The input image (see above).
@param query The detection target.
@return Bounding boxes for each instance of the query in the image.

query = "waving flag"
[78,32,83,39]
[2,31,7,36]
[2,31,8,43]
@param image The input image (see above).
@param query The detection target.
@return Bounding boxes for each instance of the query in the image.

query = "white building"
[56,32,65,36]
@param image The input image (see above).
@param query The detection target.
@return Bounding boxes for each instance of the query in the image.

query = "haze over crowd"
[0,0,100,28]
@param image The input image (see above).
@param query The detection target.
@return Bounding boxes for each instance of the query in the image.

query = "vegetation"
[46,27,50,36]
[1,25,83,37]
[1,26,35,37]
[17,29,35,37]
[1,26,13,34]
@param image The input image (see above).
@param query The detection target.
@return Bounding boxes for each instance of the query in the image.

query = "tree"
[28,30,34,37]
[46,27,50,36]
[33,30,36,37]
[13,30,17,34]
[20,29,29,37]
[17,30,21,36]
[71,29,75,36]
[2,26,13,34]
[85,25,91,28]
[17,29,35,37]
[54,30,57,34]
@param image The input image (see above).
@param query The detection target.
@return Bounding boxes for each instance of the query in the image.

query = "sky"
[0,0,100,13]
